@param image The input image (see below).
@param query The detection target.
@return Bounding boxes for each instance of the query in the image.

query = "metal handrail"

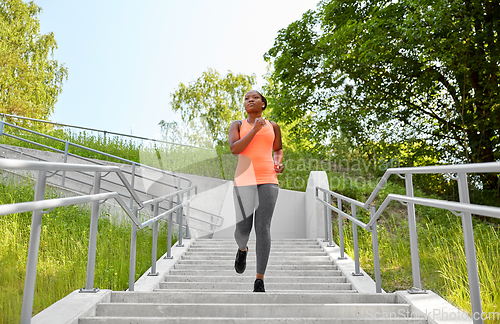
[316,161,500,324]
[363,162,500,208]
[140,191,199,229]
[0,112,214,150]
[189,205,225,227]
[317,190,500,231]
[0,120,225,235]
[0,192,142,227]
[368,194,500,228]
[0,161,144,323]
[0,159,222,323]
[0,143,188,210]
[0,120,193,188]
[142,186,198,207]
[0,159,144,208]
[0,119,204,226]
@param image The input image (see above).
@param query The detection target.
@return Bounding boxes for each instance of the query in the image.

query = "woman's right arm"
[229,120,263,155]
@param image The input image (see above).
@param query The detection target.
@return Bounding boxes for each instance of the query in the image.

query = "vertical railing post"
[405,173,425,293]
[457,172,483,324]
[323,190,329,242]
[0,119,5,137]
[20,170,47,324]
[61,141,69,188]
[338,199,347,259]
[370,206,382,293]
[81,172,101,292]
[176,178,184,247]
[128,162,137,288]
[351,204,362,276]
[128,206,139,291]
[327,193,334,247]
[129,163,136,210]
[148,202,159,276]
[177,200,184,247]
[185,188,191,239]
[165,198,173,259]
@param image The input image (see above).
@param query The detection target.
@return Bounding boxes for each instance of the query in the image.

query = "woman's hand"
[274,163,284,173]
[253,117,266,132]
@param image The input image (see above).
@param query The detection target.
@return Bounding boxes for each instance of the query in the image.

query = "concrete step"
[176,259,335,265]
[110,291,397,304]
[168,269,344,276]
[190,244,321,249]
[183,252,329,259]
[188,246,325,251]
[194,239,318,243]
[79,316,428,323]
[153,289,359,294]
[163,275,346,283]
[189,243,321,247]
[186,249,325,258]
[93,303,413,319]
[173,264,339,270]
[188,246,322,252]
[157,282,352,291]
[75,239,429,324]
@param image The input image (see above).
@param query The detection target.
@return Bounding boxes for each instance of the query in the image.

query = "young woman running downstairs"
[228,90,284,292]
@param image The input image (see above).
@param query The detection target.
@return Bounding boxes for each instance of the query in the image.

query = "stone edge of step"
[78,316,430,323]
[133,239,194,292]
[318,239,381,294]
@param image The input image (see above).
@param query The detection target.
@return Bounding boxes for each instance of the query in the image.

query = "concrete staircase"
[78,239,428,323]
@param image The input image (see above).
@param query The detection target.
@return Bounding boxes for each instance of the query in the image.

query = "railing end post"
[407,287,427,294]
[79,287,100,293]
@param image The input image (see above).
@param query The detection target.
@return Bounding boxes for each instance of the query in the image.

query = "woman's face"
[244,91,265,113]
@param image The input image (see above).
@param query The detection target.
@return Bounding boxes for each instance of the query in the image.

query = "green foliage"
[0,177,175,323]
[265,0,500,190]
[168,68,256,145]
[0,0,68,119]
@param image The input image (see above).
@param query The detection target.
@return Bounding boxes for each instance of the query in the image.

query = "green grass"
[0,176,175,324]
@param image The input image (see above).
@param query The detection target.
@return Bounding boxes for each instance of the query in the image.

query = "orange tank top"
[233,119,279,186]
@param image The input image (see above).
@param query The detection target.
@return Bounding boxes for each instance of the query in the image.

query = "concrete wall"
[213,171,329,240]
[213,185,306,239]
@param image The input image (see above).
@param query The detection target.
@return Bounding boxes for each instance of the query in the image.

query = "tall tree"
[0,0,68,120]
[265,0,500,190]
[168,68,256,146]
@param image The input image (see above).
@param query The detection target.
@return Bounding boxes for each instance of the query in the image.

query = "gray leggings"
[233,184,279,275]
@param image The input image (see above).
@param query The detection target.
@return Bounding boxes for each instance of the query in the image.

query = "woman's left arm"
[271,121,284,173]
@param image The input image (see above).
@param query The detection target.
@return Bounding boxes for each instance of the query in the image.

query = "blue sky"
[34,0,319,140]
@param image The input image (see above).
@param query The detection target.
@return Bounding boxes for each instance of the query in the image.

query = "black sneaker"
[234,247,247,274]
[253,279,265,292]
